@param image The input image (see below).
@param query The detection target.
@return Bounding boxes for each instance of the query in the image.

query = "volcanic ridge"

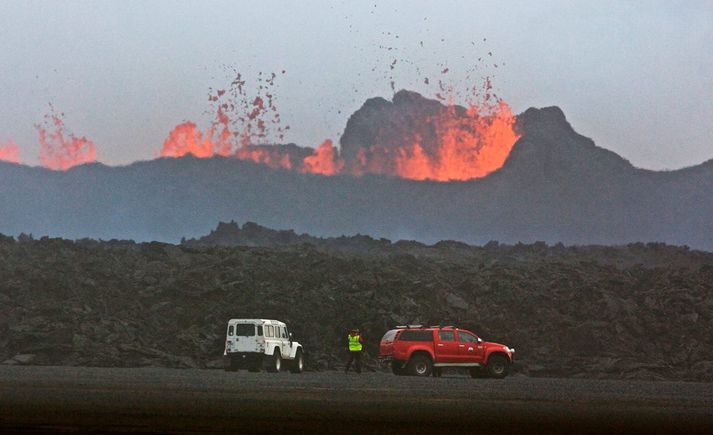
[1,90,712,249]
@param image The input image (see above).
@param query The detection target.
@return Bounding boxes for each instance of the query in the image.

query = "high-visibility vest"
[348,334,362,352]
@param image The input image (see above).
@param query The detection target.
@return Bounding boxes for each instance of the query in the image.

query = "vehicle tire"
[486,354,510,379]
[391,361,406,376]
[290,350,304,374]
[407,354,433,377]
[266,350,282,373]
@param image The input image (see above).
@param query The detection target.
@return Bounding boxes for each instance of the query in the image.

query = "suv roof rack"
[394,324,424,329]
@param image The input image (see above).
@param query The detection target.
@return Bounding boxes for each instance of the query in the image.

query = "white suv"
[223,319,304,373]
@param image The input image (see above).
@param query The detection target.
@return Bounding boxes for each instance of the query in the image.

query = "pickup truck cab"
[223,319,304,373]
[379,325,514,378]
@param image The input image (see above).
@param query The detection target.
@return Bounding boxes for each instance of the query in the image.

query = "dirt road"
[1,366,711,433]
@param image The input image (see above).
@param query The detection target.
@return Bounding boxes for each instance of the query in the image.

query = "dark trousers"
[345,351,362,373]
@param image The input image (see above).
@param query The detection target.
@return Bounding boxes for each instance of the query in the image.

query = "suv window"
[458,331,477,343]
[235,324,255,336]
[257,325,263,336]
[266,325,274,337]
[282,327,289,339]
[438,331,455,341]
[398,330,434,341]
[228,325,234,336]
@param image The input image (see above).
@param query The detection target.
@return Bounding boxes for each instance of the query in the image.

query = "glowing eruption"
[160,69,519,182]
[390,102,519,180]
[36,108,96,170]
[0,140,21,164]
[301,140,344,175]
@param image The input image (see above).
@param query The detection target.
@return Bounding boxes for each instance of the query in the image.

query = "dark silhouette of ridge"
[1,91,712,249]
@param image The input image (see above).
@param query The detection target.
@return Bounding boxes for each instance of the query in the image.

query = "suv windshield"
[235,324,256,336]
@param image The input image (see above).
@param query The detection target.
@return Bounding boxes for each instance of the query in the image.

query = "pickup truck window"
[398,330,433,341]
[458,331,477,343]
[381,330,397,341]
[438,331,455,341]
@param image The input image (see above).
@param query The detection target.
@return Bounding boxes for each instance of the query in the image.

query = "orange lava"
[36,111,96,171]
[0,140,21,164]
[159,72,519,181]
[301,140,344,175]
[392,102,518,181]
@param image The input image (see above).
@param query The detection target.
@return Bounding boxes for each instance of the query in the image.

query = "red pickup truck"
[379,326,515,378]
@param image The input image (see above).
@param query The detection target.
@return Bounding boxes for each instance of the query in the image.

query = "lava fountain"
[160,70,519,181]
[35,107,96,170]
[0,140,21,164]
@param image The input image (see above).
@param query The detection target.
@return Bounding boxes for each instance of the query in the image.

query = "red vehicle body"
[379,326,515,378]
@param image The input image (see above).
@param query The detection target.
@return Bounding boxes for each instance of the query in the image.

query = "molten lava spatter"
[36,109,96,170]
[391,102,518,180]
[160,66,519,181]
[160,72,342,174]
[0,140,21,164]
[301,140,344,175]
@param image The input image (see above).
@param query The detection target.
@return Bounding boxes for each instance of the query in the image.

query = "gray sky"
[0,0,711,169]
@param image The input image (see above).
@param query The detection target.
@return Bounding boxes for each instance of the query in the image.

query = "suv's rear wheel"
[486,354,510,378]
[266,350,282,373]
[290,350,304,374]
[407,354,433,377]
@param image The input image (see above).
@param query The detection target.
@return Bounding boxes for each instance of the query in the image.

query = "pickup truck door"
[435,330,459,363]
[457,330,485,363]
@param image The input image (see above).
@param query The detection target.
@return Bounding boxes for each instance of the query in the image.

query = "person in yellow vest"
[344,328,363,374]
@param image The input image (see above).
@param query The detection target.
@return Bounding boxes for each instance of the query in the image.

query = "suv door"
[435,330,459,363]
[457,330,485,363]
[279,326,291,358]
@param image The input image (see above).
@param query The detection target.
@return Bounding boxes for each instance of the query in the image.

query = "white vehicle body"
[223,319,304,373]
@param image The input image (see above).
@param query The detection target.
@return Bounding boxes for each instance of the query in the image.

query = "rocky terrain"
[2,227,713,382]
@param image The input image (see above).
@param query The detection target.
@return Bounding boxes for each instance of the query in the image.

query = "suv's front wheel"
[266,350,282,373]
[407,354,433,377]
[290,349,304,374]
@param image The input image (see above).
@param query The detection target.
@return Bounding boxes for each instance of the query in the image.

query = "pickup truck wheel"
[266,351,282,373]
[407,355,432,377]
[290,350,304,374]
[486,355,510,379]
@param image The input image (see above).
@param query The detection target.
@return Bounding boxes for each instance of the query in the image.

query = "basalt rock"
[1,231,712,381]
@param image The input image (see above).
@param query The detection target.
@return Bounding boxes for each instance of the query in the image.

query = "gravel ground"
[1,366,712,434]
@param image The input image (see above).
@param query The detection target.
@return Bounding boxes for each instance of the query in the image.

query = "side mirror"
[289,332,293,339]
[477,337,483,343]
